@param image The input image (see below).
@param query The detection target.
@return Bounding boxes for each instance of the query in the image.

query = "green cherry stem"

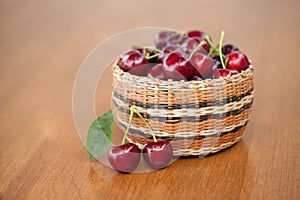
[205,34,226,59]
[205,35,218,53]
[146,53,160,60]
[219,31,226,69]
[131,106,157,142]
[188,41,207,60]
[121,108,134,144]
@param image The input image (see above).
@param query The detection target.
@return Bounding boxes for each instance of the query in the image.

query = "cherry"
[226,51,250,72]
[157,44,181,62]
[163,51,194,81]
[142,141,173,170]
[155,31,176,42]
[181,38,208,55]
[222,44,239,55]
[147,64,168,80]
[133,47,145,54]
[191,52,214,79]
[126,106,173,170]
[168,32,187,45]
[187,30,207,40]
[212,69,239,79]
[120,50,150,76]
[107,143,141,173]
[154,31,176,49]
[191,75,203,81]
[155,41,169,50]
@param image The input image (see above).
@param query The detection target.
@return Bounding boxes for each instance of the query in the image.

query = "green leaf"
[86,110,114,160]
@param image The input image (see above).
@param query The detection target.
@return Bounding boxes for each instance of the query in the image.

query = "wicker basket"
[112,61,254,156]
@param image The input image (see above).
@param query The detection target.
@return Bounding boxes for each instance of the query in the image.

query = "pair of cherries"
[107,106,173,173]
[119,30,250,81]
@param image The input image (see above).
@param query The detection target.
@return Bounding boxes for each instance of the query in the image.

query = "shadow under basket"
[112,63,254,156]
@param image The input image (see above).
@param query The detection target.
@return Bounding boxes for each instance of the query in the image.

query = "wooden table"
[1,0,299,199]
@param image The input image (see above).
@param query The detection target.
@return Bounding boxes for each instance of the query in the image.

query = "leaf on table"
[86,110,114,160]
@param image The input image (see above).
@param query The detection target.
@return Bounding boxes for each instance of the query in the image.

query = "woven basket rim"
[114,60,254,86]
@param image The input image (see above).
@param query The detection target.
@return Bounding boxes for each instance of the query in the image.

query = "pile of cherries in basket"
[119,30,251,81]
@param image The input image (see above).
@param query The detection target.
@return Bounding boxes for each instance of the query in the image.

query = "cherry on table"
[212,69,239,79]
[226,51,250,72]
[142,141,173,170]
[162,51,194,81]
[120,50,150,76]
[107,143,141,173]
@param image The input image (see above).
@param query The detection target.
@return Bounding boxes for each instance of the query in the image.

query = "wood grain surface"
[0,0,300,199]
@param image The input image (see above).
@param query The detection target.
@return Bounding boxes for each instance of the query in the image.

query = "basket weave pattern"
[112,63,254,156]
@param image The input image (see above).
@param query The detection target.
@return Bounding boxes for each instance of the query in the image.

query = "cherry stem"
[188,41,207,60]
[131,106,157,142]
[205,35,218,53]
[141,46,162,53]
[205,35,226,59]
[146,53,160,60]
[219,31,226,69]
[122,108,134,144]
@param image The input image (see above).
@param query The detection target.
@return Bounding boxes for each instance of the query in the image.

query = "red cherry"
[181,38,208,55]
[191,52,214,79]
[120,50,150,76]
[142,141,173,170]
[226,51,250,72]
[147,64,168,80]
[155,41,169,49]
[187,30,207,40]
[154,31,176,49]
[157,44,182,62]
[212,69,239,79]
[163,51,194,81]
[133,47,144,54]
[168,32,187,45]
[107,143,141,173]
[222,44,239,55]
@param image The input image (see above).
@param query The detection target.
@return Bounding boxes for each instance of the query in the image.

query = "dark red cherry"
[147,64,168,80]
[212,69,239,79]
[168,32,187,45]
[157,45,181,62]
[155,31,176,42]
[120,50,150,76]
[181,38,208,55]
[107,143,141,173]
[133,47,145,54]
[155,41,169,50]
[154,31,176,49]
[187,30,207,40]
[226,51,250,72]
[163,51,194,81]
[142,141,173,170]
[222,44,239,55]
[191,52,214,79]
